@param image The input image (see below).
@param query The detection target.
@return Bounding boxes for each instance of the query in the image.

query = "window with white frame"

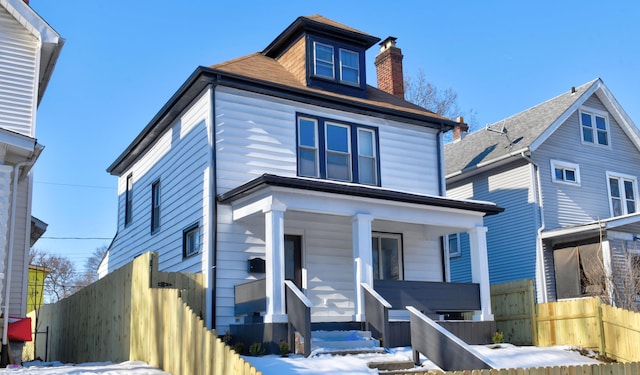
[313,42,334,79]
[371,233,403,280]
[125,174,133,226]
[446,233,461,257]
[580,108,610,147]
[183,223,200,258]
[550,160,581,185]
[296,114,379,185]
[607,172,638,217]
[339,49,359,85]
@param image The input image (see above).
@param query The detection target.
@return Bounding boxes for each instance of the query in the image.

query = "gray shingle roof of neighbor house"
[107,15,460,175]
[444,78,601,177]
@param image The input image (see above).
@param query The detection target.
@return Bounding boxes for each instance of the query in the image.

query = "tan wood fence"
[490,279,537,346]
[25,252,261,375]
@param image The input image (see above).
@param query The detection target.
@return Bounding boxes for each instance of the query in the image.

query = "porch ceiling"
[218,174,502,234]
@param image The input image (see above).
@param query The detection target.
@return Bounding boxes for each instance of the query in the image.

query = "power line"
[41,236,112,240]
[34,181,115,190]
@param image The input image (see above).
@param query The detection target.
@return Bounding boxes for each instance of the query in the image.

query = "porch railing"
[373,279,480,314]
[285,280,313,357]
[407,306,495,371]
[362,283,391,346]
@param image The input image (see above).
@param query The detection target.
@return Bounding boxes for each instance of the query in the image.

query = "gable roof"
[1,0,64,104]
[108,15,457,175]
[445,78,640,179]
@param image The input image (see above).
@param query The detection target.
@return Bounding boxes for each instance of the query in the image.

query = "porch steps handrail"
[362,283,391,347]
[285,280,313,357]
[407,306,496,371]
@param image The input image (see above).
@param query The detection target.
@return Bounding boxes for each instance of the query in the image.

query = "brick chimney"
[453,116,469,142]
[375,36,404,98]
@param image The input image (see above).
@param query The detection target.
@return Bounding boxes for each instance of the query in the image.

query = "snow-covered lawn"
[0,345,602,374]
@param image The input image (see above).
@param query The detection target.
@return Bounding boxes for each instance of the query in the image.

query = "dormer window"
[314,42,334,79]
[309,38,365,95]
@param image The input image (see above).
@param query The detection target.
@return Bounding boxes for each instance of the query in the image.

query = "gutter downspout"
[207,81,219,330]
[519,151,547,302]
[2,160,30,357]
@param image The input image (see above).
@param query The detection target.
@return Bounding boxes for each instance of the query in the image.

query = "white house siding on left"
[108,89,212,275]
[448,162,537,285]
[0,6,38,138]
[533,94,640,229]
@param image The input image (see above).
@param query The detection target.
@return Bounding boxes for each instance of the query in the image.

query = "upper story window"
[125,174,133,227]
[297,114,379,185]
[607,172,638,217]
[580,108,610,147]
[550,160,581,186]
[151,180,161,233]
[310,39,364,94]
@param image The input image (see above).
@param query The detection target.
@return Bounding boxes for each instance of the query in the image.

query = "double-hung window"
[339,49,359,85]
[151,180,161,233]
[580,108,609,147]
[372,233,403,280]
[297,114,379,185]
[607,172,638,217]
[125,174,133,226]
[550,160,580,186]
[313,42,334,79]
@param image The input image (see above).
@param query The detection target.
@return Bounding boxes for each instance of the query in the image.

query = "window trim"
[446,233,461,258]
[372,232,404,280]
[150,179,161,234]
[313,41,335,80]
[550,160,581,186]
[297,117,320,178]
[580,107,611,148]
[125,174,133,227]
[296,113,380,186]
[182,222,201,258]
[606,171,639,217]
[338,48,360,86]
[325,122,352,182]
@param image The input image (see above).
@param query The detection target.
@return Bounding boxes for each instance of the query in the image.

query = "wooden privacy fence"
[537,297,640,363]
[25,252,261,375]
[490,279,537,346]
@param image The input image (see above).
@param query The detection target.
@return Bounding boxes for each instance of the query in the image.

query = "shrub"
[233,342,245,354]
[249,342,266,356]
[492,331,504,344]
[279,341,290,357]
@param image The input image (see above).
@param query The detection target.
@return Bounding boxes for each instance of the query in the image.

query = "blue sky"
[29,1,640,271]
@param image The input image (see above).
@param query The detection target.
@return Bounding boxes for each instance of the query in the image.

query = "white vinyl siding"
[108,90,212,274]
[0,7,38,137]
[214,87,441,195]
[536,94,640,228]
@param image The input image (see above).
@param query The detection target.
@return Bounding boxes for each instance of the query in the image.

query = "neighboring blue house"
[445,78,640,306]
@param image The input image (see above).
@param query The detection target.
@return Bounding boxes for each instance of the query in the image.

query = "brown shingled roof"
[303,14,375,38]
[210,53,453,123]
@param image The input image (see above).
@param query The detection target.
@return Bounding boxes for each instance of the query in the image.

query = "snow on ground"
[0,345,603,374]
[0,360,170,374]
[248,344,603,375]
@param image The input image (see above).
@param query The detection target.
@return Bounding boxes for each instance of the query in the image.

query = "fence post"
[595,297,605,355]
[528,279,538,346]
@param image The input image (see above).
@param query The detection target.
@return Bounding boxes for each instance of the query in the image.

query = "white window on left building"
[125,174,133,227]
[151,180,161,233]
[183,223,200,258]
[607,172,638,217]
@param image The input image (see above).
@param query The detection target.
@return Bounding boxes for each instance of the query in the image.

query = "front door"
[284,235,303,290]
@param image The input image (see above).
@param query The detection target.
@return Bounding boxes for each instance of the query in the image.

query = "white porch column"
[468,226,494,321]
[352,213,373,322]
[263,203,287,323]
[601,240,615,306]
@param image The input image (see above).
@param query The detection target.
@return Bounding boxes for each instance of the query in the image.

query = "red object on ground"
[7,317,31,342]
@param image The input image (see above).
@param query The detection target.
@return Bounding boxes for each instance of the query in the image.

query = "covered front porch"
[219,174,502,328]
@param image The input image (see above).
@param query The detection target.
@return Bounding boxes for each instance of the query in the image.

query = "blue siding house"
[445,79,640,307]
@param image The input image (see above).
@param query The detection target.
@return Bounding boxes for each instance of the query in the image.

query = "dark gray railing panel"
[408,306,495,371]
[234,278,266,315]
[362,283,391,347]
[374,280,480,313]
[285,280,312,357]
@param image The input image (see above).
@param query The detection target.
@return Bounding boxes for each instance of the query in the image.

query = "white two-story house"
[0,0,63,360]
[446,78,640,309]
[104,15,501,344]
